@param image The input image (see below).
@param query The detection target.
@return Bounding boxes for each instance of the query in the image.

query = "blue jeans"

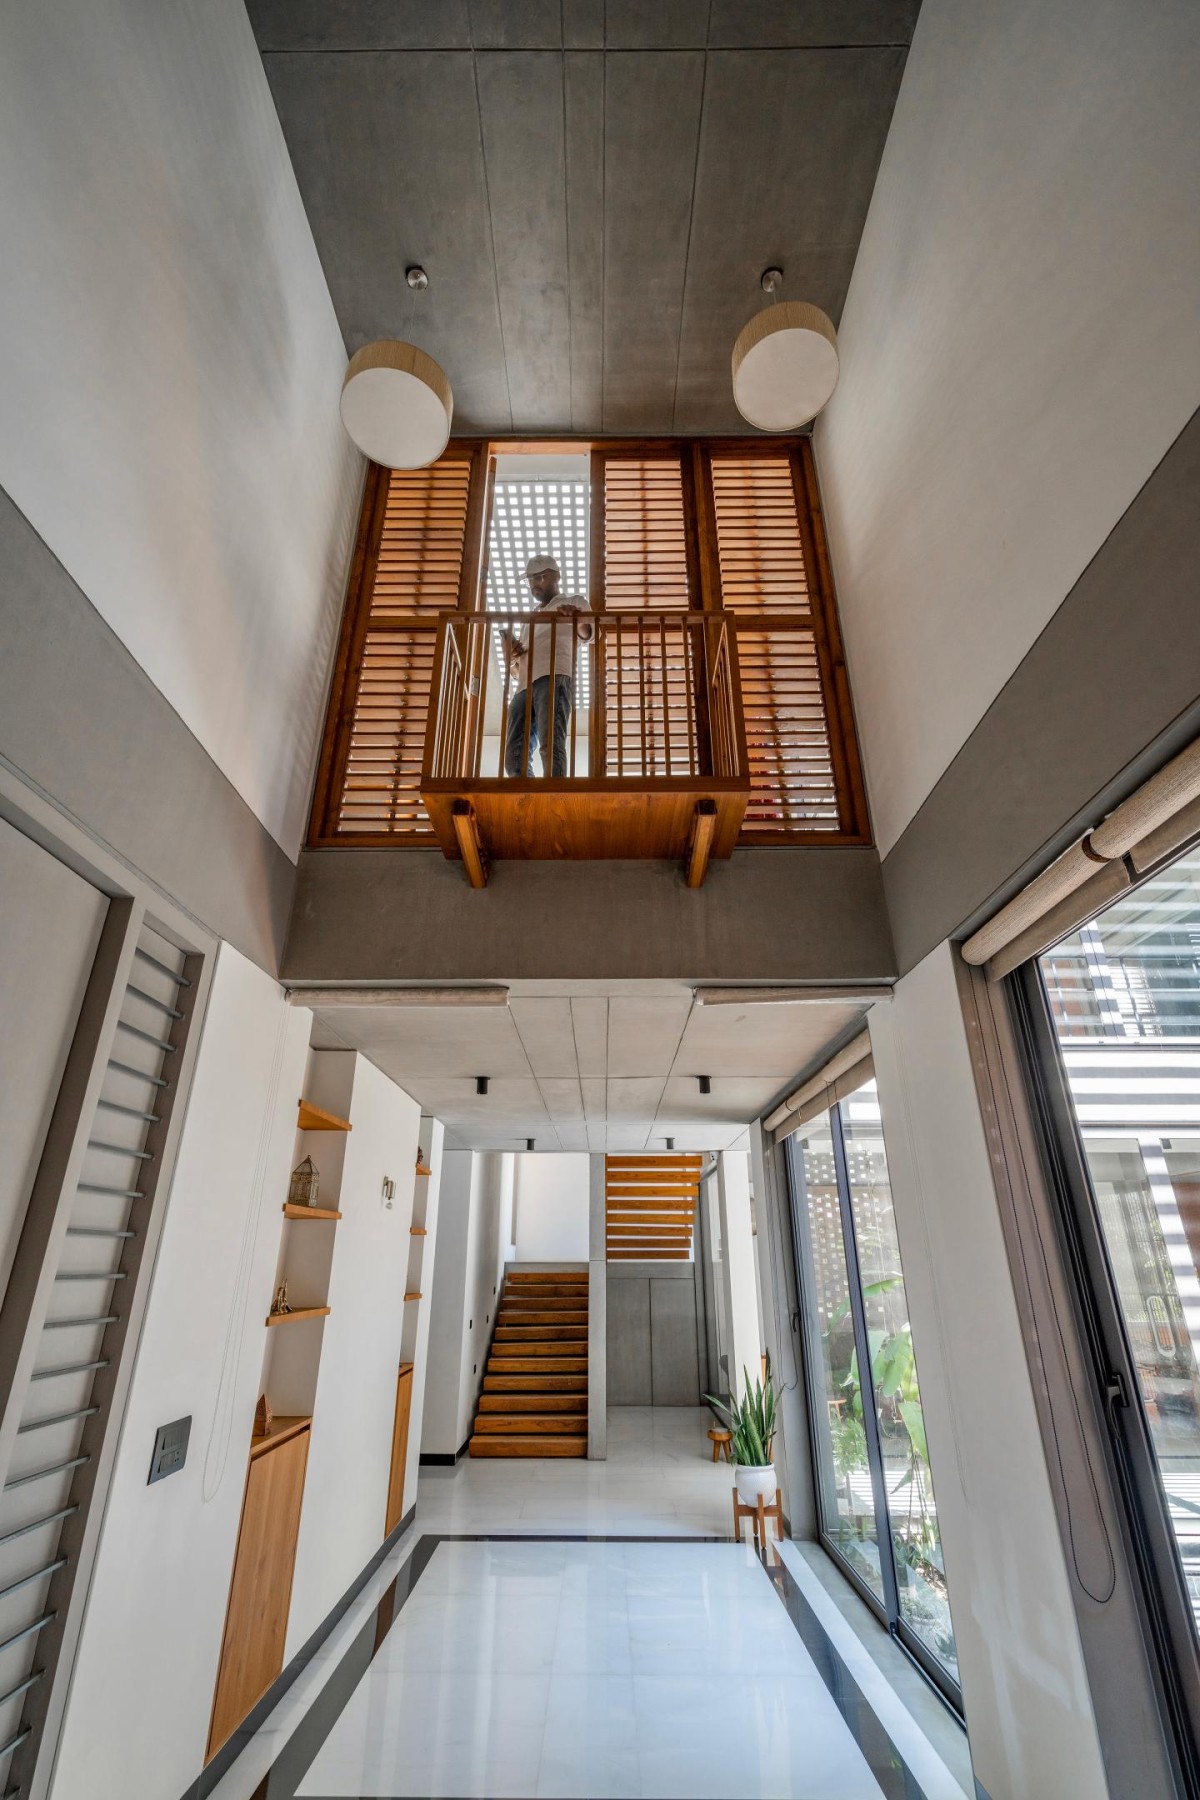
[504,675,574,777]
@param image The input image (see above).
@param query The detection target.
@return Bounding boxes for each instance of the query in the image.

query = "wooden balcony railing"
[421,610,752,885]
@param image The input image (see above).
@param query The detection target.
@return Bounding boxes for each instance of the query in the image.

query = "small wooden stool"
[732,1484,783,1551]
[708,1427,732,1463]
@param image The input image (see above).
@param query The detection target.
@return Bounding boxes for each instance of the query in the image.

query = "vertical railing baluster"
[548,614,558,780]
[570,613,579,778]
[638,616,648,777]
[683,618,697,776]
[499,611,513,778]
[659,617,670,779]
[521,617,535,779]
[618,615,629,777]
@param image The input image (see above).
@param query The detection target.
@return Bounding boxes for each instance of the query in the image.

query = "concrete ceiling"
[306,981,868,1150]
[247,0,918,435]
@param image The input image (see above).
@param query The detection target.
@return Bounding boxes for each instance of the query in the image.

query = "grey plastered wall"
[285,846,895,982]
[0,487,296,975]
[606,1262,702,1407]
[883,407,1200,973]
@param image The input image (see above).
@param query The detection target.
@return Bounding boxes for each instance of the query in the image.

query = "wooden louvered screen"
[606,1155,703,1261]
[370,459,474,618]
[592,451,697,612]
[703,443,867,843]
[309,448,487,843]
[709,455,810,613]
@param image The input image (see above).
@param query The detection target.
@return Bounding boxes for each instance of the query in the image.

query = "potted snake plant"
[707,1366,778,1505]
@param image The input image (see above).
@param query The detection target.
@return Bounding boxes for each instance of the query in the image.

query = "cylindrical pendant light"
[339,267,453,469]
[732,270,839,432]
[340,340,453,469]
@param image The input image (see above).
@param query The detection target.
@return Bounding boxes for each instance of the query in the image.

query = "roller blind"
[962,734,1200,980]
[767,1028,873,1141]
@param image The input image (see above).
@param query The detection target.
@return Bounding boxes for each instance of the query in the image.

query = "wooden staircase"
[469,1270,589,1458]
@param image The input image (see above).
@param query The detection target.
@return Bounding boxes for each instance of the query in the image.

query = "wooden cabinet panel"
[386,1363,415,1536]
[207,1425,310,1759]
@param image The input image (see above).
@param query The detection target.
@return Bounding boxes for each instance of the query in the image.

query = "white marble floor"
[298,1538,902,1798]
[208,1410,972,1800]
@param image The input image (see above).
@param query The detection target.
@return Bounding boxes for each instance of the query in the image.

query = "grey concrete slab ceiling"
[248,3,919,434]
[302,978,869,1150]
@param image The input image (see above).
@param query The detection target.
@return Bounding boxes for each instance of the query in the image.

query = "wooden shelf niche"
[209,1053,353,1764]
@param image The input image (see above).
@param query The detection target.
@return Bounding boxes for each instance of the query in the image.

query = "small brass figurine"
[270,1280,292,1317]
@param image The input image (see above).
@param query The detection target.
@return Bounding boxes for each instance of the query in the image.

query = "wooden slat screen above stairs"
[606,1155,703,1260]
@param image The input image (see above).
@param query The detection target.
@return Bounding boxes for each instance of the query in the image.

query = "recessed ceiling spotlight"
[732,267,839,432]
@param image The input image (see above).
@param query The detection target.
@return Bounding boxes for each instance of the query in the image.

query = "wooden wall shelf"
[266,1305,331,1328]
[409,1226,427,1236]
[250,1415,312,1460]
[283,1204,342,1221]
[297,1100,352,1133]
[404,1291,422,1302]
[415,1163,433,1177]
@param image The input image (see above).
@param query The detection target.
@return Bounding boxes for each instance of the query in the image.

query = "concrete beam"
[285,847,895,985]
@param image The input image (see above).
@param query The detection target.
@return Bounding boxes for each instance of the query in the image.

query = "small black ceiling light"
[475,1076,489,1095]
[526,1137,535,1151]
[698,1075,712,1095]
[665,1136,675,1150]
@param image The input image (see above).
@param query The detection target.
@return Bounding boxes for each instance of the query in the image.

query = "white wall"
[421,1151,473,1458]
[0,2,362,856]
[816,0,1200,855]
[717,1153,762,1404]
[0,818,107,1308]
[53,945,309,1800]
[287,1054,421,1653]
[512,1153,590,1263]
[457,1154,512,1448]
[419,1152,513,1457]
[867,946,1108,1800]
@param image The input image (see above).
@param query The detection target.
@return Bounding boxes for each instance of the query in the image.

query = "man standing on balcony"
[501,553,592,777]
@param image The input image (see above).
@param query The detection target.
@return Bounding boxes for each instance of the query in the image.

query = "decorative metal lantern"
[289,1155,320,1209]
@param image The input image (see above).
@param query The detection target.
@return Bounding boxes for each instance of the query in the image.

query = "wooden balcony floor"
[422,777,749,864]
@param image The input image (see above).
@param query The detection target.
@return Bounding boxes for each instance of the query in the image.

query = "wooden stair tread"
[478,1394,588,1413]
[504,1273,588,1285]
[487,1357,587,1372]
[469,1435,586,1458]
[475,1414,587,1432]
[485,1373,588,1390]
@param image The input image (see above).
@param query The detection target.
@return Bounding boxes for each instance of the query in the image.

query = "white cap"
[525,553,560,578]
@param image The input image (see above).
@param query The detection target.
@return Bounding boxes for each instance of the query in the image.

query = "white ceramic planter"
[734,1463,777,1505]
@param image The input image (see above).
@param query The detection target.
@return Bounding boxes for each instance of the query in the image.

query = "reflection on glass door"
[1035,848,1200,1645]
[787,1085,959,1699]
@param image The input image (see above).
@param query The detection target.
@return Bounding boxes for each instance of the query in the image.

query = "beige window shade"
[962,734,1200,979]
[765,1028,873,1140]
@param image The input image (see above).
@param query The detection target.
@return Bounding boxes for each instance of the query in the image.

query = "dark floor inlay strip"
[761,1548,930,1800]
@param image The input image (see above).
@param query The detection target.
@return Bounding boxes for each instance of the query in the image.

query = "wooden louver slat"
[601,458,692,611]
[710,456,810,614]
[735,628,839,835]
[371,462,473,618]
[605,1154,703,1261]
[336,629,439,837]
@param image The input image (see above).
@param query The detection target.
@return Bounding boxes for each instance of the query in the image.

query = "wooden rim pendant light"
[732,270,839,432]
[340,268,453,469]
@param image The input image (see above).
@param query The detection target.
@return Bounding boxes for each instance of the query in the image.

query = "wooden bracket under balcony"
[451,799,489,888]
[685,800,719,889]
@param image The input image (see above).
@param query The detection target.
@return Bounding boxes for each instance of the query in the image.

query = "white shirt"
[515,593,591,685]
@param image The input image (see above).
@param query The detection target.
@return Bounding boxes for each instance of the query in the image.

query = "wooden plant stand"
[732,1484,783,1551]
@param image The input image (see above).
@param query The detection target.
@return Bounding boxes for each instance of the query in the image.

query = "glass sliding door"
[1019,846,1200,1742]
[788,1085,960,1701]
